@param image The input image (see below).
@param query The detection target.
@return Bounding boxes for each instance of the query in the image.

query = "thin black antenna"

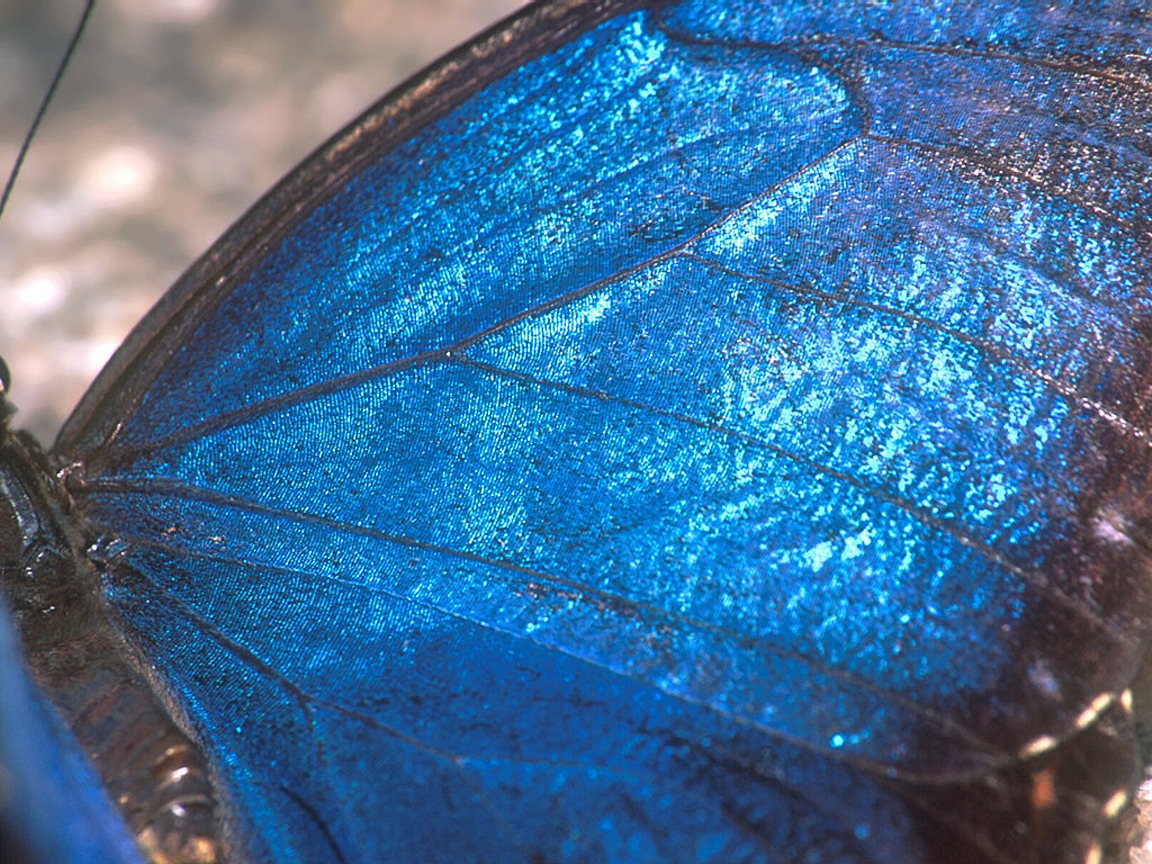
[0,0,98,221]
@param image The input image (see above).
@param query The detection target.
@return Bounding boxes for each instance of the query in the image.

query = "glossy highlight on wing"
[32,1,1152,862]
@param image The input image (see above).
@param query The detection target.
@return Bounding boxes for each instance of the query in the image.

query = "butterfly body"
[0,425,218,863]
[3,1,1152,862]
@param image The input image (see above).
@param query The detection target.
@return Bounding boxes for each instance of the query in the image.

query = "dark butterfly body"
[2,1,1151,862]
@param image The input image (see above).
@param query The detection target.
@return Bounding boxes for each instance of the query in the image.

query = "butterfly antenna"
[0,0,98,222]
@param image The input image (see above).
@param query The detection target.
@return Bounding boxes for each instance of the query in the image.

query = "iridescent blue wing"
[42,1,1152,861]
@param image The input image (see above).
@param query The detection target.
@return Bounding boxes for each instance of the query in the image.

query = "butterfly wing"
[43,1,1152,861]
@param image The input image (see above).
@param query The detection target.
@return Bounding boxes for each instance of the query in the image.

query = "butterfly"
[2,1,1151,862]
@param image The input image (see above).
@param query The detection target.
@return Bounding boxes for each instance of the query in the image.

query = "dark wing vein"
[89,475,1011,770]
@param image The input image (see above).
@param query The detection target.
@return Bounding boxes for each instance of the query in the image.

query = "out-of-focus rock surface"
[0,0,523,443]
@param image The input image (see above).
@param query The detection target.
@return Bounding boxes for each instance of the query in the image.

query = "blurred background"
[0,0,522,443]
